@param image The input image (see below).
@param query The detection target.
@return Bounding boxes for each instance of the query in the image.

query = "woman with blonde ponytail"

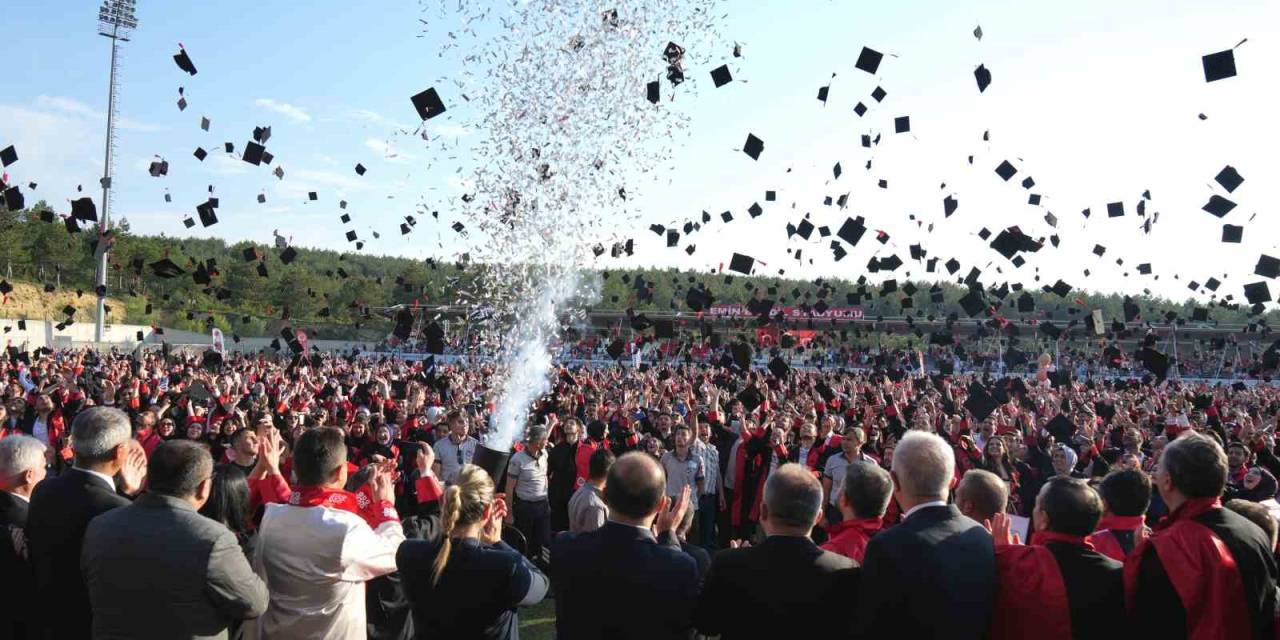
[396,464,549,640]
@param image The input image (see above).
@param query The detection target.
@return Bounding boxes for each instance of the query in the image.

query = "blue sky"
[3,0,1278,304]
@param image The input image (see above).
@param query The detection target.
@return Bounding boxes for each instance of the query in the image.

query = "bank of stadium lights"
[98,0,138,38]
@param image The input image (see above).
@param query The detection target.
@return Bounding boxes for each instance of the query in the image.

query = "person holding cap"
[506,424,551,566]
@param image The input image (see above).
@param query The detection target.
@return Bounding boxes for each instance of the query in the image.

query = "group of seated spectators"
[1,342,1279,639]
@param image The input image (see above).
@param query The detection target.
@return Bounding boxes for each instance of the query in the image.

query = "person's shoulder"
[813,547,859,571]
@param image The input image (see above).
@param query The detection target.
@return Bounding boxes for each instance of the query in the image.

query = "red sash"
[287,484,398,529]
[1123,497,1253,640]
[991,535,1075,640]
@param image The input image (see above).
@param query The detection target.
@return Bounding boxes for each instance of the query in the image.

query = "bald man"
[695,464,859,639]
[551,452,699,640]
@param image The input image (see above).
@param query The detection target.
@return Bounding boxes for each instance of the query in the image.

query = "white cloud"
[364,137,413,163]
[33,94,164,132]
[210,153,247,176]
[254,98,312,123]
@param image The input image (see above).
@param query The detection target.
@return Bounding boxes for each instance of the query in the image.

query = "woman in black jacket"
[396,463,548,640]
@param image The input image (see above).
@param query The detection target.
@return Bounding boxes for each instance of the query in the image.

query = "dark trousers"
[695,494,718,550]
[513,496,552,567]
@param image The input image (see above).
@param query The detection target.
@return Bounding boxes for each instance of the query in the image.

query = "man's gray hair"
[763,463,824,529]
[891,431,955,500]
[71,406,132,465]
[0,435,46,478]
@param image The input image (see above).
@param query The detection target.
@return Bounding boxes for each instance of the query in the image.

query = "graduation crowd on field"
[1,343,1278,640]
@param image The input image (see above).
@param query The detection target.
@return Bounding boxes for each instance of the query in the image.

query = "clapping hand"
[482,495,508,545]
[118,441,148,496]
[984,512,1021,546]
[655,486,691,535]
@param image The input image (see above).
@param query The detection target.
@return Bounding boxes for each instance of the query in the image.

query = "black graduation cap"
[1137,347,1170,380]
[728,253,755,275]
[768,356,790,379]
[964,382,999,421]
[1202,195,1236,218]
[173,46,198,75]
[958,289,985,317]
[1257,254,1280,279]
[149,258,185,279]
[0,145,16,167]
[1016,292,1035,312]
[1045,415,1076,443]
[1137,263,1152,275]
[837,216,866,246]
[410,87,447,120]
[943,195,959,217]
[853,102,867,116]
[256,262,269,278]
[280,246,298,265]
[945,258,961,274]
[308,192,318,201]
[743,133,764,160]
[871,86,887,102]
[198,201,218,227]
[1215,165,1244,193]
[1222,224,1243,243]
[340,213,351,224]
[737,386,766,413]
[1040,322,1062,339]
[855,46,883,74]
[1192,307,1209,322]
[243,141,265,166]
[181,217,195,228]
[646,81,660,104]
[1050,280,1072,297]
[193,147,207,161]
[817,85,830,103]
[974,64,991,92]
[1107,202,1124,217]
[994,160,1017,181]
[2,186,23,211]
[710,65,732,87]
[71,197,98,221]
[1244,281,1271,305]
[147,159,168,177]
[748,203,763,218]
[894,116,910,133]
[355,163,367,176]
[1202,49,1237,82]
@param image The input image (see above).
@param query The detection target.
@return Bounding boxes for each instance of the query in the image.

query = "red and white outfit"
[246,483,406,640]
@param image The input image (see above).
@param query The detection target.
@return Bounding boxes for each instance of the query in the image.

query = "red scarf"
[287,483,398,529]
[1088,514,1147,562]
[1123,497,1252,640]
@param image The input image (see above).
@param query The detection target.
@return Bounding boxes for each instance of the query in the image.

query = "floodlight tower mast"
[94,0,138,343]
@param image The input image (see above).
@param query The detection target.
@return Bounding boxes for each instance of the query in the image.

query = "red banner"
[708,304,864,321]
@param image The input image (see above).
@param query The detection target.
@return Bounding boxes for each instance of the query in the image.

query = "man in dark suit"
[83,440,267,639]
[695,463,859,639]
[25,407,147,640]
[857,431,996,640]
[989,477,1125,640]
[551,452,699,640]
[0,435,47,640]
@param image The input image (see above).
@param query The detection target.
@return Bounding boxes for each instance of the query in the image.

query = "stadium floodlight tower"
[94,0,138,343]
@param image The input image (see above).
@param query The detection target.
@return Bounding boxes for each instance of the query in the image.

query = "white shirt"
[75,467,116,492]
[433,436,478,484]
[247,502,404,640]
[904,500,949,520]
[508,449,549,501]
[32,418,48,447]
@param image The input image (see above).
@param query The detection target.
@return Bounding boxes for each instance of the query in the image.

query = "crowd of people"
[1,342,1279,639]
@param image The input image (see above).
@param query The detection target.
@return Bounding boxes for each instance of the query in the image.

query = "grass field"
[518,600,556,640]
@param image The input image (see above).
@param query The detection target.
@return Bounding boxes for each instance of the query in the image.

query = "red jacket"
[820,517,882,563]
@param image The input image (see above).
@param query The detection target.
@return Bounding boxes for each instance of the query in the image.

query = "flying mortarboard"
[855,47,883,74]
[410,87,446,120]
[710,65,733,87]
[743,133,763,160]
[173,47,197,75]
[1202,49,1237,82]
